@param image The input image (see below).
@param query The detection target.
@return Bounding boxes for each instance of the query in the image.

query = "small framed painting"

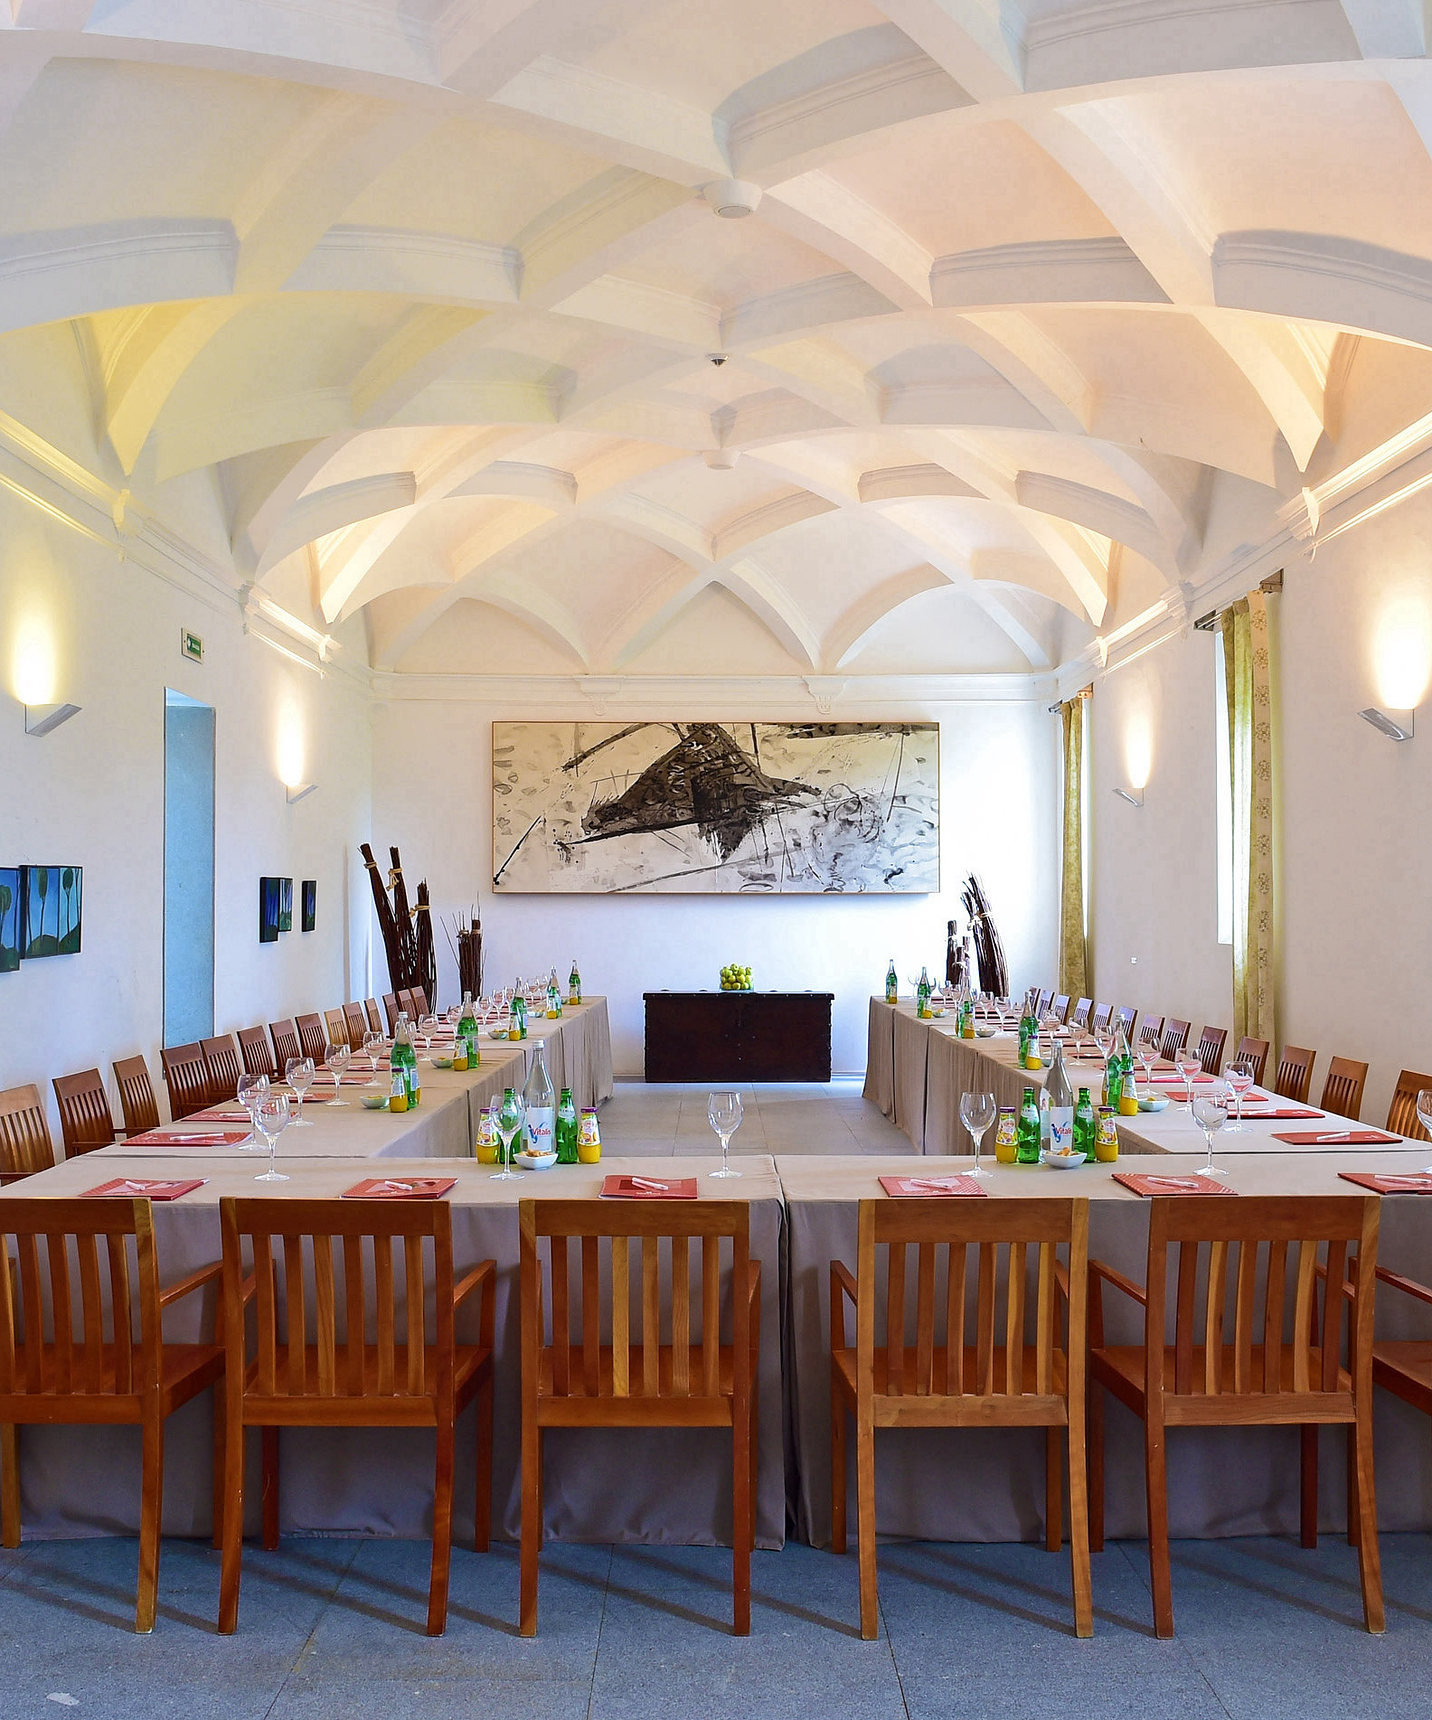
[0,868,19,972]
[259,876,282,944]
[20,865,81,958]
[278,878,293,933]
[301,879,316,933]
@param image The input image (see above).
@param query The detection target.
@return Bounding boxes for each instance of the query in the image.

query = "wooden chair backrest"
[1070,998,1092,1029]
[0,1085,56,1178]
[53,1069,118,1154]
[1091,1003,1113,1034]
[219,1198,455,1407]
[0,1197,160,1401]
[1159,1019,1190,1061]
[849,1198,1085,1402]
[269,1019,301,1070]
[1035,989,1053,1018]
[413,988,431,1016]
[1116,1006,1138,1042]
[160,1043,211,1120]
[1386,1069,1432,1142]
[1140,1195,1378,1407]
[396,989,417,1020]
[1320,1056,1369,1122]
[1050,994,1071,1023]
[1232,1037,1270,1086]
[343,1003,369,1050]
[520,1199,750,1411]
[382,994,399,1033]
[295,1014,328,1063]
[237,1026,277,1081]
[1195,1026,1227,1076]
[202,1036,241,1104]
[113,1056,160,1137]
[1274,1045,1316,1105]
[365,998,383,1033]
[324,1008,349,1051]
[1137,1016,1164,1052]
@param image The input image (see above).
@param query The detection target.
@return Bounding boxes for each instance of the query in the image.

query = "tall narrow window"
[164,689,215,1044]
[1213,646,1233,945]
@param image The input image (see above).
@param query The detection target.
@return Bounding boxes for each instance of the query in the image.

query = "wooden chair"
[295,1013,328,1064]
[114,1056,160,1138]
[1274,1045,1316,1105]
[382,993,400,1034]
[0,1085,56,1181]
[1116,1006,1137,1042]
[53,1069,120,1156]
[1194,1026,1227,1076]
[1386,1070,1432,1141]
[0,1196,225,1630]
[412,988,431,1016]
[161,1043,212,1121]
[1367,1259,1432,1498]
[1231,1037,1270,1086]
[202,1036,242,1105]
[269,1019,301,1070]
[397,989,417,1021]
[1137,1016,1164,1053]
[365,998,383,1034]
[831,1197,1091,1642]
[1050,994,1071,1023]
[1091,1003,1113,1035]
[519,1199,759,1638]
[1088,1194,1383,1638]
[217,1198,495,1637]
[1035,989,1053,1018]
[323,1008,348,1051]
[1070,998,1092,1030]
[236,1026,277,1081]
[1320,1056,1369,1122]
[1159,1019,1190,1061]
[343,1003,368,1050]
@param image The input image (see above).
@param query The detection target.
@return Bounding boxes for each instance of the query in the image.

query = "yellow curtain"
[1058,696,1088,999]
[1221,591,1276,1047]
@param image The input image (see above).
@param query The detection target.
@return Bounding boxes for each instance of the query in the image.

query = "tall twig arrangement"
[444,906,483,1001]
[360,843,437,1009]
[961,874,1009,997]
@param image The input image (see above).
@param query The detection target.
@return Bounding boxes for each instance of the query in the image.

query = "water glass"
[1224,1066,1255,1132]
[959,1089,997,1177]
[1192,1091,1229,1178]
[323,1044,349,1106]
[236,1071,269,1150]
[1418,1089,1432,1172]
[491,1091,526,1181]
[1176,1050,1202,1106]
[285,1056,316,1125]
[708,1091,743,1179]
[253,1093,292,1182]
[362,1030,384,1074]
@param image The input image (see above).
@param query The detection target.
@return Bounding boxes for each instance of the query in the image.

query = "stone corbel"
[802,676,847,716]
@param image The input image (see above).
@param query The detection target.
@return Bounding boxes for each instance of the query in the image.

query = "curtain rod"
[1193,567,1283,632]
[1046,684,1092,715]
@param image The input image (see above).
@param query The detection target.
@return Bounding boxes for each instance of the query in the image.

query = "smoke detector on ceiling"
[702,179,762,219]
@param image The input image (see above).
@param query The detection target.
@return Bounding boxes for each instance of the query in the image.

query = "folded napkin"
[1238,1107,1323,1121]
[1274,1130,1403,1146]
[1339,1171,1432,1195]
[1113,1172,1236,1197]
[342,1177,457,1199]
[198,1108,252,1122]
[601,1175,698,1200]
[81,1178,207,1200]
[879,1174,987,1199]
[128,1129,251,1147]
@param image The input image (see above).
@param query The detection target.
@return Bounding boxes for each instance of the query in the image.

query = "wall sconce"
[24,702,81,737]
[285,782,317,804]
[1112,787,1144,807]
[1359,706,1415,742]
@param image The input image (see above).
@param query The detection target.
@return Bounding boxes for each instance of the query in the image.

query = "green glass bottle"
[509,991,527,1041]
[1016,1086,1042,1165]
[546,969,562,1019]
[390,1012,420,1108]
[568,959,582,1005]
[1074,1087,1096,1162]
[916,965,931,1019]
[1018,991,1038,1068]
[456,991,480,1068]
[555,1087,579,1164]
[885,957,898,1005]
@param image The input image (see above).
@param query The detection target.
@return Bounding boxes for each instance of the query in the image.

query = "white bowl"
[1041,1148,1085,1170]
[360,1093,389,1111]
[975,1026,996,1038]
[515,1149,558,1171]
[1138,1096,1170,1113]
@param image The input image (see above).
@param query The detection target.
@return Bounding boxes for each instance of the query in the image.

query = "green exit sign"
[180,629,204,664]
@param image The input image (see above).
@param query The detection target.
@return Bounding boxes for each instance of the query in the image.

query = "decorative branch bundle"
[444,907,483,1002]
[961,874,1009,998]
[414,879,436,1012]
[359,843,436,1008]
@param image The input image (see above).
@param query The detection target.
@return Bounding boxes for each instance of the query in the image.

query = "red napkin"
[81,1177,207,1200]
[1340,1171,1432,1194]
[1113,1172,1236,1197]
[879,1174,987,1198]
[1274,1130,1403,1146]
[601,1175,698,1200]
[342,1177,456,1199]
[128,1129,251,1147]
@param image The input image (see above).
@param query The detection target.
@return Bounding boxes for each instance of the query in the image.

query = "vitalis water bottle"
[522,1039,555,1155]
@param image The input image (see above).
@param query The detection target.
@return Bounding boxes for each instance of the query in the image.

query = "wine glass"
[362,1030,384,1074]
[236,1071,269,1150]
[1137,1034,1158,1095]
[959,1089,997,1177]
[1192,1090,1229,1178]
[1416,1090,1432,1172]
[491,1090,526,1181]
[323,1043,349,1106]
[1176,1048,1203,1107]
[285,1056,315,1125]
[1224,1064,1255,1132]
[252,1092,291,1183]
[1094,1027,1113,1067]
[417,1014,439,1054]
[708,1091,743,1179]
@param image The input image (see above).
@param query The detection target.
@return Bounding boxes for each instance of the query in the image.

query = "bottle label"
[526,1106,555,1154]
[1048,1106,1074,1155]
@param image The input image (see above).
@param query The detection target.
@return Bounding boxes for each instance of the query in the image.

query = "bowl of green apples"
[719,964,753,991]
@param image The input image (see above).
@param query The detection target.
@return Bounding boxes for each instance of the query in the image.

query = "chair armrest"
[830,1260,858,1308]
[1089,1259,1147,1306]
[1375,1265,1432,1307]
[158,1259,223,1309]
[453,1259,495,1310]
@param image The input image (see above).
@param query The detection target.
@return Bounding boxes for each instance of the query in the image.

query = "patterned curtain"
[1058,696,1088,999]
[1221,591,1276,1046]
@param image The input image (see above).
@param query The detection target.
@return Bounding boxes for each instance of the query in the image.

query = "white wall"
[372,697,1061,1076]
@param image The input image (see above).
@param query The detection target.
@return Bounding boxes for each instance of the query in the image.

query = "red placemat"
[1340,1171,1432,1194]
[81,1177,207,1200]
[879,1174,988,1198]
[1274,1130,1403,1146]
[1113,1172,1236,1197]
[342,1177,457,1199]
[1237,1108,1324,1121]
[600,1175,698,1200]
[127,1129,251,1147]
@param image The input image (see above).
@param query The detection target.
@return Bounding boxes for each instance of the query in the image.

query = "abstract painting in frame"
[492,721,939,895]
[0,868,19,972]
[278,877,293,933]
[259,876,281,944]
[20,865,81,957]
[301,880,316,933]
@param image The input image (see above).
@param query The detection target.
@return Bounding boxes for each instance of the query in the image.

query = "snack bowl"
[1040,1148,1085,1170]
[1138,1095,1170,1113]
[515,1149,558,1171]
[431,1055,454,1069]
[975,1026,996,1038]
[360,1093,389,1111]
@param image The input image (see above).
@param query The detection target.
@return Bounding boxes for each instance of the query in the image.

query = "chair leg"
[732,1412,752,1636]
[1300,1425,1318,1549]
[1144,1418,1174,1639]
[519,1414,541,1638]
[211,1389,225,1552]
[136,1411,164,1634]
[474,1369,493,1554]
[427,1418,455,1637]
[856,1410,878,1642]
[1352,1407,1384,1633]
[830,1391,847,1555]
[1045,1426,1063,1553]
[218,1406,245,1634]
[1066,1412,1094,1640]
[1088,1384,1105,1554]
[0,1424,19,1549]
[261,1427,280,1551]
[1346,1424,1359,1547]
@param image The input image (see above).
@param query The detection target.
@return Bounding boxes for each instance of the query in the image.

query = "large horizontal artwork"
[493,721,939,895]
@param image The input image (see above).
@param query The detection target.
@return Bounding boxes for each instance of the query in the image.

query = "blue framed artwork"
[20,865,81,958]
[279,877,293,933]
[301,879,316,933]
[259,876,281,944]
[0,868,19,972]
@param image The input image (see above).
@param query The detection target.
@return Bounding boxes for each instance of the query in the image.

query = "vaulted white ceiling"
[6,1,1432,678]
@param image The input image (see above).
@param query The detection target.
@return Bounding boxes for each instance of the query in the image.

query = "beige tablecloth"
[862,999,895,1116]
